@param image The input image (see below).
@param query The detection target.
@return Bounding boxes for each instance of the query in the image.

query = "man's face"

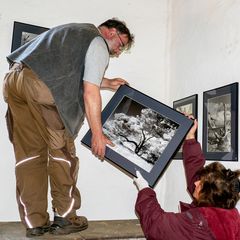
[106,31,129,57]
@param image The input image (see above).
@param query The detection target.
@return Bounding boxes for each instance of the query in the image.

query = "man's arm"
[83,81,113,159]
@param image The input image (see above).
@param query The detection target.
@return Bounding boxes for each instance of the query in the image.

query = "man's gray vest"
[7,23,108,138]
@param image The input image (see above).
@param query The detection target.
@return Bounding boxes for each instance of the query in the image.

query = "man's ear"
[108,28,116,38]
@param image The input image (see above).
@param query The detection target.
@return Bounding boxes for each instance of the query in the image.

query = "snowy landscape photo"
[103,96,179,172]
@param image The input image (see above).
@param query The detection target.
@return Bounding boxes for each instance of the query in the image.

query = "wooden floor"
[0,219,145,240]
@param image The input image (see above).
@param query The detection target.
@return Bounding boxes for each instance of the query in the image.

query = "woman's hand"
[186,115,198,140]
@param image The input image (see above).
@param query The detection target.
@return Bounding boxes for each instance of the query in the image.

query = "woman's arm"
[183,119,205,195]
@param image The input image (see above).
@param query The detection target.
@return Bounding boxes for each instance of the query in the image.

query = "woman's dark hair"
[196,162,240,209]
[99,18,134,50]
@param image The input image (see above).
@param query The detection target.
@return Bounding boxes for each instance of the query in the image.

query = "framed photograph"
[173,94,198,159]
[11,21,49,52]
[82,85,193,187]
[203,82,238,161]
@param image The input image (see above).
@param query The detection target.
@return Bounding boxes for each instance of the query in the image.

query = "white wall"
[0,0,170,221]
[1,0,239,223]
[164,0,240,211]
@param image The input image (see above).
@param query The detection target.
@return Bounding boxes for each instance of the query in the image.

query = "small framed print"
[82,85,193,187]
[11,21,49,52]
[203,82,238,161]
[173,94,198,159]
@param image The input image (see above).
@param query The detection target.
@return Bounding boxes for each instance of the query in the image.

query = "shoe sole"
[49,224,88,235]
[26,227,50,238]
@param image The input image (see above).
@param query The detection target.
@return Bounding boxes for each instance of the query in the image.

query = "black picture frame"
[173,94,198,159]
[11,21,49,52]
[81,85,193,187]
[203,82,238,161]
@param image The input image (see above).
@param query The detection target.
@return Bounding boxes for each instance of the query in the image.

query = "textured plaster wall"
[163,0,240,212]
[1,0,238,223]
[0,0,169,221]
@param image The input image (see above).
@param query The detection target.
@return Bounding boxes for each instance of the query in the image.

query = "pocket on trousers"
[5,107,13,143]
[47,127,66,150]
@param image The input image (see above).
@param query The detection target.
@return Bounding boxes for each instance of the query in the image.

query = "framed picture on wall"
[11,21,49,52]
[172,94,198,159]
[203,82,238,161]
[81,84,193,187]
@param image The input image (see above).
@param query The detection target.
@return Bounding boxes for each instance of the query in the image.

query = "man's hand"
[91,133,114,160]
[133,171,149,191]
[101,77,128,91]
[185,115,198,140]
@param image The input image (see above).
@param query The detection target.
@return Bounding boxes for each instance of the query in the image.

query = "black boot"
[26,223,50,238]
[49,215,88,235]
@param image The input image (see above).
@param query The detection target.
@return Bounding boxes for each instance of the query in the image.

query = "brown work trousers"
[3,63,81,229]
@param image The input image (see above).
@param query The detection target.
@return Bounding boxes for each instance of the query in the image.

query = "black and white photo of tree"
[103,96,179,172]
[207,94,231,152]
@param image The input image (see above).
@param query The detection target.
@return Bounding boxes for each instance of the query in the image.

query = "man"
[3,18,134,237]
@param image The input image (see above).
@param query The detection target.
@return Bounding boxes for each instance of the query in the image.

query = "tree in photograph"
[119,129,153,156]
[103,108,178,164]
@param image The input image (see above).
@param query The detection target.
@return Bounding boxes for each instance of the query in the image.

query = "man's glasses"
[116,31,125,51]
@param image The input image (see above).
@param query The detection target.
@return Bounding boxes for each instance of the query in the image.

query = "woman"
[134,119,240,240]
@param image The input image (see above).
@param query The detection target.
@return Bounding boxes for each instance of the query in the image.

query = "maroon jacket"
[135,139,240,240]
